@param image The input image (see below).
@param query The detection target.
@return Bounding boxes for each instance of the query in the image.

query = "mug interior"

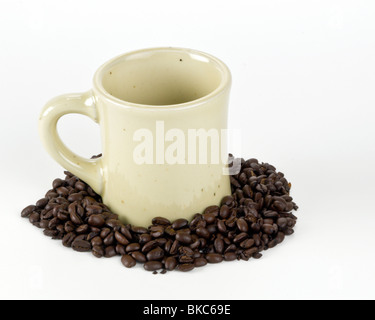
[99,48,227,106]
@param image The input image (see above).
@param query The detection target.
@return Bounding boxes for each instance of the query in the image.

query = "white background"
[1,0,374,300]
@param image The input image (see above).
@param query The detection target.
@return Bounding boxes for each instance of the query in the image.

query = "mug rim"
[92,47,232,110]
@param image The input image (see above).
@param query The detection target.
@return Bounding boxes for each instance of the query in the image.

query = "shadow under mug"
[39,47,232,227]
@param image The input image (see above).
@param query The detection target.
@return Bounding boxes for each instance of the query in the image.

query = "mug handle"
[38,90,104,194]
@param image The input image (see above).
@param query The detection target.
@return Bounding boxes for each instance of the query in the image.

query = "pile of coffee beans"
[21,156,298,273]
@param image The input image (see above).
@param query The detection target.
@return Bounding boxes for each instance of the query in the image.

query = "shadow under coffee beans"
[21,155,298,273]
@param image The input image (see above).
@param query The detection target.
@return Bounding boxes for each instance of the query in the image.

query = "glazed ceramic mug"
[39,47,232,226]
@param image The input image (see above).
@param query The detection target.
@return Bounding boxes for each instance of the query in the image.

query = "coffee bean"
[214,238,224,254]
[144,261,163,272]
[126,243,141,252]
[175,231,192,244]
[104,246,117,258]
[224,252,237,261]
[194,257,208,267]
[72,239,91,252]
[92,245,104,258]
[88,214,105,227]
[147,247,164,261]
[236,218,249,233]
[103,232,114,246]
[178,264,195,272]
[115,231,130,246]
[21,205,36,218]
[205,253,223,264]
[131,251,147,263]
[121,254,136,268]
[172,219,189,230]
[165,257,177,271]
[152,217,171,226]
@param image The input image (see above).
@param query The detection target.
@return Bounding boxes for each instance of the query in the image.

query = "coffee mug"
[39,47,232,226]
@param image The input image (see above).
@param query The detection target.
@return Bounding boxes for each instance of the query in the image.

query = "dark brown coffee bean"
[277,217,288,229]
[116,244,126,255]
[104,246,117,258]
[69,210,83,226]
[217,220,227,233]
[165,257,177,271]
[221,196,234,207]
[131,251,147,263]
[196,227,210,239]
[224,252,237,261]
[214,238,224,254]
[74,181,86,191]
[175,232,192,244]
[121,254,136,268]
[236,218,249,232]
[142,240,158,253]
[115,231,130,245]
[56,187,69,197]
[92,245,104,258]
[103,232,114,246]
[205,253,223,264]
[76,224,89,234]
[240,238,255,249]
[126,243,141,252]
[52,178,65,189]
[72,239,91,252]
[144,261,163,272]
[152,217,171,226]
[43,229,58,237]
[147,247,164,261]
[62,232,76,247]
[262,224,275,235]
[21,205,36,218]
[203,212,216,224]
[29,212,40,224]
[100,227,111,239]
[172,218,189,230]
[276,232,285,244]
[86,205,103,215]
[120,225,133,241]
[150,225,164,238]
[178,264,195,272]
[131,226,148,234]
[88,214,105,227]
[36,198,48,209]
[90,236,102,247]
[219,205,230,219]
[233,232,248,243]
[194,257,208,267]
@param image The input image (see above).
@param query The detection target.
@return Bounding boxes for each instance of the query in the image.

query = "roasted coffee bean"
[104,246,117,258]
[175,231,192,244]
[100,227,111,239]
[103,232,115,246]
[262,224,275,235]
[178,263,195,272]
[240,238,255,249]
[233,232,248,243]
[203,213,216,224]
[29,212,40,224]
[21,205,36,218]
[204,205,219,216]
[72,239,91,252]
[62,232,76,247]
[236,218,249,233]
[150,225,164,238]
[131,251,147,263]
[214,238,224,254]
[142,240,158,253]
[36,198,48,208]
[196,227,210,239]
[115,231,130,246]
[144,261,163,272]
[56,187,69,197]
[92,245,104,258]
[121,254,136,268]
[165,257,177,271]
[146,247,164,261]
[205,253,224,264]
[152,217,171,226]
[88,214,105,227]
[91,236,103,247]
[116,244,126,255]
[131,226,148,234]
[224,252,237,261]
[219,205,230,219]
[126,243,141,252]
[172,219,189,230]
[76,224,89,234]
[194,257,208,267]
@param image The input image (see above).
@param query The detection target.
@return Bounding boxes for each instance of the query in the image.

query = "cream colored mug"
[39,47,232,227]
